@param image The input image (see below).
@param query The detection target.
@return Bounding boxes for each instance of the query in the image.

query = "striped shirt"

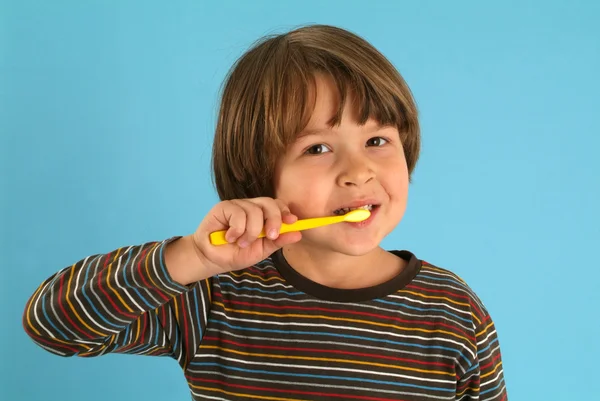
[23,237,507,400]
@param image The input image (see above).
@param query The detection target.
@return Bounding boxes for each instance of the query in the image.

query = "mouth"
[332,203,380,216]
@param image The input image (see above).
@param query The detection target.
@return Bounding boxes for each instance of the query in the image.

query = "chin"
[331,239,381,257]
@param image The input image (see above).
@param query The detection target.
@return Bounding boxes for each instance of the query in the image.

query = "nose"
[336,154,375,187]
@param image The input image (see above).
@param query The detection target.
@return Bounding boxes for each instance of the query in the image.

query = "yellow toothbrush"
[209,209,371,245]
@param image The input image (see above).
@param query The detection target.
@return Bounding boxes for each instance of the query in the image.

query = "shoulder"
[413,258,493,329]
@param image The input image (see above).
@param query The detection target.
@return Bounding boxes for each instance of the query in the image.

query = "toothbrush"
[209,209,371,245]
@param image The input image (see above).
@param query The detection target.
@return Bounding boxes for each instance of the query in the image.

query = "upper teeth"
[334,205,373,215]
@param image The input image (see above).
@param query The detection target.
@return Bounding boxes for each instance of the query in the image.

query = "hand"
[188,197,302,279]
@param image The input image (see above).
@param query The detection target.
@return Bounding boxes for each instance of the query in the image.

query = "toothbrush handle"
[209,215,343,245]
[279,215,344,233]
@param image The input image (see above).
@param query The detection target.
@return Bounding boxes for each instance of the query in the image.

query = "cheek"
[274,165,330,216]
[383,160,409,200]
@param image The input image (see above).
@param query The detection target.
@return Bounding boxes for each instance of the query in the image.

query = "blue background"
[2,1,599,400]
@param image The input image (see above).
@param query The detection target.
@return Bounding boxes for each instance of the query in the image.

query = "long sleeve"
[456,314,507,400]
[22,237,213,370]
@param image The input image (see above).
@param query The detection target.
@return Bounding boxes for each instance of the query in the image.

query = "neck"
[281,243,405,289]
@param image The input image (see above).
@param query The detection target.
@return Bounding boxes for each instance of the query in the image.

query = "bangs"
[271,50,413,149]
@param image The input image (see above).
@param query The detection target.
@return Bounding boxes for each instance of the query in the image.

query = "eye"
[366,137,389,147]
[305,144,331,155]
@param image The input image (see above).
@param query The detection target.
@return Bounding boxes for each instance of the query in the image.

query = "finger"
[251,198,284,240]
[282,212,298,225]
[250,198,297,233]
[220,201,247,244]
[273,199,299,224]
[230,200,265,247]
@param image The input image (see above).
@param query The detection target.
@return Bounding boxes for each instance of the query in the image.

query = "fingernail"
[268,229,278,239]
[238,240,249,248]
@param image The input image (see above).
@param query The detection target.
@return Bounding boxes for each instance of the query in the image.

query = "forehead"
[299,74,366,134]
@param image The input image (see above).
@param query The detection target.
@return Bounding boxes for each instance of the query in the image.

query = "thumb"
[260,232,302,258]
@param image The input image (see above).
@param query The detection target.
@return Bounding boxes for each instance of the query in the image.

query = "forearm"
[22,238,191,354]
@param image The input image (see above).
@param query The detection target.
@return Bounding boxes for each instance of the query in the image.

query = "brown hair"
[212,24,420,201]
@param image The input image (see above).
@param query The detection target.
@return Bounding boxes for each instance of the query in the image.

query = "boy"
[23,24,507,400]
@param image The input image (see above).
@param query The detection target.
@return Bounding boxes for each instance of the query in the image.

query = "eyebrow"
[297,123,392,139]
[296,128,329,139]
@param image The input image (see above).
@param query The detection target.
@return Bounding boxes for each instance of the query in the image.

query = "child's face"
[273,74,409,256]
